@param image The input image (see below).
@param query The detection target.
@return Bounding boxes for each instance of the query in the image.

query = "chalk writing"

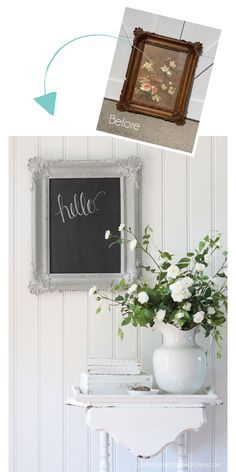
[54,191,107,223]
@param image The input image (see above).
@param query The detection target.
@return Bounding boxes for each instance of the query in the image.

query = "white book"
[88,366,141,375]
[87,358,141,375]
[79,372,153,394]
[88,358,141,366]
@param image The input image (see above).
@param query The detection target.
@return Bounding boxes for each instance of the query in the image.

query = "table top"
[67,387,222,409]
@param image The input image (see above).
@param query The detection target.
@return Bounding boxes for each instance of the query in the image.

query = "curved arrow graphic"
[34,33,151,116]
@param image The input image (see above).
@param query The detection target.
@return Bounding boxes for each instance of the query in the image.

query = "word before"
[109,114,140,130]
[54,191,107,223]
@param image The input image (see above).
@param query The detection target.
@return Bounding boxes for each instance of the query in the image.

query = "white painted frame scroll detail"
[28,156,141,294]
[67,393,222,471]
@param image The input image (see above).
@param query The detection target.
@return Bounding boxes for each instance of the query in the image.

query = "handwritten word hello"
[54,191,107,223]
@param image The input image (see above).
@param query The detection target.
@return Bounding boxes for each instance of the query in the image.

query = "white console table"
[66,390,221,472]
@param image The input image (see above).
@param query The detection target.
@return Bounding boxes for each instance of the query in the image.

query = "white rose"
[195,263,205,272]
[181,277,193,288]
[138,291,149,304]
[176,312,184,319]
[89,286,97,297]
[167,265,180,279]
[170,280,191,302]
[130,239,137,251]
[128,284,137,295]
[171,292,183,302]
[105,230,111,240]
[182,302,191,311]
[204,254,211,264]
[118,223,125,232]
[156,309,166,321]
[207,307,215,315]
[193,311,204,323]
[181,288,191,299]
[170,280,182,292]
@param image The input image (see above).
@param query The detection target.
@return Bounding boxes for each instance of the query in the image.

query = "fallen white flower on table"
[138,291,149,304]
[130,239,137,251]
[128,284,137,295]
[167,265,180,279]
[105,230,111,240]
[89,286,97,297]
[193,311,204,323]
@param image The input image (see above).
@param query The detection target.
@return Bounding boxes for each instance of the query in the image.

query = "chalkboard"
[49,177,121,274]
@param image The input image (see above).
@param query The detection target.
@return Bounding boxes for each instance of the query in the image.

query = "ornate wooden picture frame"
[28,156,141,294]
[117,28,203,125]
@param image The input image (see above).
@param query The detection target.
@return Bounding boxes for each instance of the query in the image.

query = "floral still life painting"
[133,47,187,111]
[117,28,202,125]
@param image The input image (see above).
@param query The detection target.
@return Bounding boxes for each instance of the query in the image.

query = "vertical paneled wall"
[9,136,227,472]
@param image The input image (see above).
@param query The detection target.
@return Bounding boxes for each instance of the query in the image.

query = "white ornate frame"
[28,156,141,294]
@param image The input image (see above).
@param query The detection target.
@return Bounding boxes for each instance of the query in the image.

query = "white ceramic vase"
[153,321,207,394]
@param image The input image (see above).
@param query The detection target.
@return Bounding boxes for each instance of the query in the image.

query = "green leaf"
[178,257,190,263]
[176,263,189,269]
[214,317,226,325]
[205,287,212,298]
[161,262,171,270]
[158,272,167,281]
[121,316,131,326]
[117,327,124,340]
[146,289,161,305]
[115,295,124,302]
[108,239,122,248]
[187,252,194,257]
[199,241,205,251]
[112,278,126,291]
[96,306,101,314]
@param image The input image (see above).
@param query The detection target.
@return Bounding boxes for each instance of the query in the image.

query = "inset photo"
[97,8,221,154]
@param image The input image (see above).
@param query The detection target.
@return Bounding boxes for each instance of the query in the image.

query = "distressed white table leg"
[177,433,188,471]
[99,431,110,472]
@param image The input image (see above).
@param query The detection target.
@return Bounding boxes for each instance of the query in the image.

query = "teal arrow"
[34,33,151,116]
[34,92,57,116]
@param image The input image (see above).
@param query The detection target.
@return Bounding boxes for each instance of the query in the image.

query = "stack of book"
[79,358,153,394]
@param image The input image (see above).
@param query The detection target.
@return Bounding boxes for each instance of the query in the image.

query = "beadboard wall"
[9,136,227,472]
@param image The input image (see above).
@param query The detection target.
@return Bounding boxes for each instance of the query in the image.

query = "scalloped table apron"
[66,392,221,472]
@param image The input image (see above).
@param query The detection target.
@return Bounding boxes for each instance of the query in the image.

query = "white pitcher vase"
[153,321,207,394]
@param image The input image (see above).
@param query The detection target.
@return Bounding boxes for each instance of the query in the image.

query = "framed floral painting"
[116,28,202,125]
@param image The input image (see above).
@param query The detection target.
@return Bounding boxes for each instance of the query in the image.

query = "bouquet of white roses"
[90,225,227,358]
